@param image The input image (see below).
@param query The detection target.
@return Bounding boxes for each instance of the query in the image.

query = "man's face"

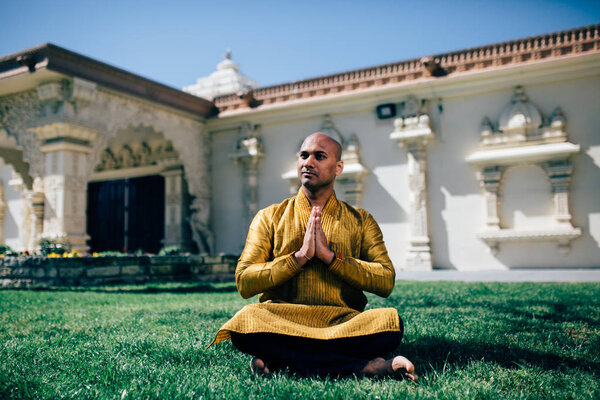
[297,134,344,191]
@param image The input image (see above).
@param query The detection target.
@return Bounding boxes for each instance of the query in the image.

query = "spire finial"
[225,48,232,60]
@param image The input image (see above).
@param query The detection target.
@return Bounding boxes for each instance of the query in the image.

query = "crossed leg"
[231,315,417,380]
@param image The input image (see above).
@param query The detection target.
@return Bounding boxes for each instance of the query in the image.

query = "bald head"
[301,132,342,161]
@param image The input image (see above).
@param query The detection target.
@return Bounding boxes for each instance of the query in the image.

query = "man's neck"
[302,185,334,209]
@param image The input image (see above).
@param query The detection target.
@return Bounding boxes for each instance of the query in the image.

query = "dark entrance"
[87,175,165,253]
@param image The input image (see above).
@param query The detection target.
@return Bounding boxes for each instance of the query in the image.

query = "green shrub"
[0,243,18,256]
[159,246,181,256]
[95,250,128,257]
[38,238,72,256]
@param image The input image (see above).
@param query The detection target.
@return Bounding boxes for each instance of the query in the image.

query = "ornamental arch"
[87,124,195,253]
[0,73,214,253]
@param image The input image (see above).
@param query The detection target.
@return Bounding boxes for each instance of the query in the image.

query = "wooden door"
[87,176,164,253]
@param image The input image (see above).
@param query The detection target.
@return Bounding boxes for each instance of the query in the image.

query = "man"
[211,132,417,380]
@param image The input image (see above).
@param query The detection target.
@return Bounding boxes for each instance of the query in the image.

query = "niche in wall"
[466,86,581,254]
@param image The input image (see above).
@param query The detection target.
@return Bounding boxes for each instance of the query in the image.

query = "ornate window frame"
[466,86,581,254]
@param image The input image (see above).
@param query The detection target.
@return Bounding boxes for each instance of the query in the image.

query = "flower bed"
[0,254,238,287]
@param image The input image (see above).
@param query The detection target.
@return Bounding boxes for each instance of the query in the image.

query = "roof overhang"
[0,43,217,118]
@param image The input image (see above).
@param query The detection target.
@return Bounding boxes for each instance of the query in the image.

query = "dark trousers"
[231,314,404,377]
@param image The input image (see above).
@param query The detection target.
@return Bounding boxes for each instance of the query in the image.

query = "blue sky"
[1,1,599,89]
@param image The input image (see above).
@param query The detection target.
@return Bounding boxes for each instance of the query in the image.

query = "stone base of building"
[0,254,237,287]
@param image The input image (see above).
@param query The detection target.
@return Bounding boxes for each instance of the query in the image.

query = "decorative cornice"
[477,213,582,256]
[466,142,580,166]
[28,121,100,143]
[214,25,600,113]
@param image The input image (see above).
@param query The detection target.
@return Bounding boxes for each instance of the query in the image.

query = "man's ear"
[335,160,344,176]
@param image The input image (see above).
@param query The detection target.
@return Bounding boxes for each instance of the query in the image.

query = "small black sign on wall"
[376,103,396,119]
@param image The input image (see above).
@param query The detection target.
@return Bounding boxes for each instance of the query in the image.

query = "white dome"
[498,86,542,133]
[183,50,259,100]
[217,58,239,72]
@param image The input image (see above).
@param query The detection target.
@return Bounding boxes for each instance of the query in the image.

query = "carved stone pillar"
[29,123,100,252]
[405,141,432,269]
[390,105,434,270]
[25,177,45,250]
[478,167,504,231]
[541,161,574,228]
[231,123,263,224]
[161,167,193,251]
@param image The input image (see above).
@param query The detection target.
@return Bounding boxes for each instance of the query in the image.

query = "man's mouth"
[301,170,316,177]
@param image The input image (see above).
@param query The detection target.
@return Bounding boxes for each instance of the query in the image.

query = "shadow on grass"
[3,282,239,294]
[399,336,600,376]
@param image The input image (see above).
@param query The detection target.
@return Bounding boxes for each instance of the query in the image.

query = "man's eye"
[299,153,308,159]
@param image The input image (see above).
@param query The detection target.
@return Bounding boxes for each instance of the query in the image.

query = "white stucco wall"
[209,67,600,271]
[211,128,247,254]
[426,78,600,269]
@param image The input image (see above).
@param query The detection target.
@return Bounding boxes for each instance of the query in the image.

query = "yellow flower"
[0,254,5,258]
[92,252,99,257]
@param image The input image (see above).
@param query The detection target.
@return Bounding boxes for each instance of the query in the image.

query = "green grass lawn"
[1,281,599,399]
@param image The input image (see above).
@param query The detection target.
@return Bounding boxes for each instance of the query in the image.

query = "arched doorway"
[87,125,193,253]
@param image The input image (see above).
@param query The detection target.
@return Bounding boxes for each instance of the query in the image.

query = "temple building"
[0,24,598,271]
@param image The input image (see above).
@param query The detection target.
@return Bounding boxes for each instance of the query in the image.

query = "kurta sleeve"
[328,210,395,297]
[235,207,302,299]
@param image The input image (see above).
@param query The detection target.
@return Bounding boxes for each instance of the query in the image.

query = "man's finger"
[315,215,325,234]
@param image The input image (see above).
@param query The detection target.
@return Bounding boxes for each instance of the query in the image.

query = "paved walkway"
[399,269,600,282]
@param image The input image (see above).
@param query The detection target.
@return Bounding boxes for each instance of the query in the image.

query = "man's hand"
[294,207,317,267]
[314,209,335,265]
[294,207,335,267]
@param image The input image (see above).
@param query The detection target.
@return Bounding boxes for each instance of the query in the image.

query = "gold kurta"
[211,190,399,345]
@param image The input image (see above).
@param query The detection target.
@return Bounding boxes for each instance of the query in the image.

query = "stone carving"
[1,76,213,253]
[466,86,581,254]
[25,177,45,250]
[390,97,434,270]
[95,140,176,172]
[58,78,211,253]
[0,91,45,182]
[231,122,263,223]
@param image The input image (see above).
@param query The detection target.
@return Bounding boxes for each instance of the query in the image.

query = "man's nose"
[302,155,316,168]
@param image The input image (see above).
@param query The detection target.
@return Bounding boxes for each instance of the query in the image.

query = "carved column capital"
[477,166,504,193]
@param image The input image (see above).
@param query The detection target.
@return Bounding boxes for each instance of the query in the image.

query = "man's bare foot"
[250,357,270,375]
[362,356,418,381]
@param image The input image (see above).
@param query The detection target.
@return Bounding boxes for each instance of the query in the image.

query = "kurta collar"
[295,189,340,218]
